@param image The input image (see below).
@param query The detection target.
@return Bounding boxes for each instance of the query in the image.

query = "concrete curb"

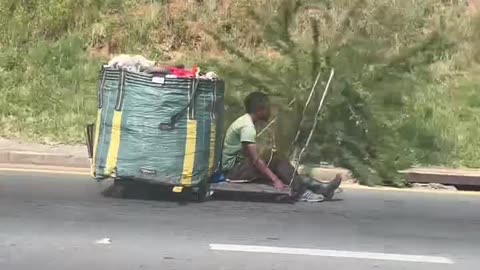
[0,163,91,175]
[0,149,356,179]
[0,150,89,168]
[307,167,356,184]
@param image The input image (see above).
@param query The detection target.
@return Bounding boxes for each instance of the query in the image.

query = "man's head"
[244,91,270,122]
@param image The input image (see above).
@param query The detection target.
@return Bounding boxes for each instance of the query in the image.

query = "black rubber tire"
[102,179,128,198]
[193,182,209,203]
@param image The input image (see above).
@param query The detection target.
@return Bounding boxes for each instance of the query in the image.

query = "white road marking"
[209,244,454,264]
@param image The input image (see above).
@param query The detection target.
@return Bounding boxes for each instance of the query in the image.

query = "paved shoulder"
[1,172,479,270]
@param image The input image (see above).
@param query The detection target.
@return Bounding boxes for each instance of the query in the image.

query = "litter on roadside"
[95,238,112,245]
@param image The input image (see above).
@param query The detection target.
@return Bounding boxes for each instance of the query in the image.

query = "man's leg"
[225,156,341,200]
[268,155,342,200]
[225,161,262,182]
[266,157,307,197]
[225,159,303,192]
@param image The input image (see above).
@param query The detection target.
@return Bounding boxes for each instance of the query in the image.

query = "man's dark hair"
[244,91,269,114]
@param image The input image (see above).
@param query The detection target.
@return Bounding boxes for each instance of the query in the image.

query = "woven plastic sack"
[91,68,224,187]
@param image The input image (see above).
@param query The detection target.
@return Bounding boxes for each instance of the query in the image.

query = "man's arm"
[242,143,286,189]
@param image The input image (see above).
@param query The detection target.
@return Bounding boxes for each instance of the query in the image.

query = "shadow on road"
[101,182,297,204]
[100,182,344,205]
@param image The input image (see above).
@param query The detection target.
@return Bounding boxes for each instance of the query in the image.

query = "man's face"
[257,104,271,122]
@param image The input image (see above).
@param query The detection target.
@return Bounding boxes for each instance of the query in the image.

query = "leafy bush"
[207,0,480,185]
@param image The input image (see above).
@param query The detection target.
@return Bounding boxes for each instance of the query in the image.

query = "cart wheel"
[102,179,127,198]
[275,194,295,204]
[193,182,209,203]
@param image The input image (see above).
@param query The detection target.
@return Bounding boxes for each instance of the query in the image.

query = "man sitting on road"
[222,91,342,202]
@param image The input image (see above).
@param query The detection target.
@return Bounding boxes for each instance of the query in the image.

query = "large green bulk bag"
[91,67,225,187]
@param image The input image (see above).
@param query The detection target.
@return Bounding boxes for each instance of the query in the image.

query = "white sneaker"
[299,190,324,202]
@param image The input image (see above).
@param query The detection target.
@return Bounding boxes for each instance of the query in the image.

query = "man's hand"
[243,143,287,190]
[272,178,288,190]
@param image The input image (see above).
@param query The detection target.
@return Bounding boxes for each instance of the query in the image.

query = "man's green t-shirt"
[222,114,256,171]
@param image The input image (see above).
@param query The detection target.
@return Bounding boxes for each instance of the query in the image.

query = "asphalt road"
[1,171,479,270]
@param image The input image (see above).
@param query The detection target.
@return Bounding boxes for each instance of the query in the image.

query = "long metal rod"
[291,71,322,147]
[289,68,335,187]
[289,71,322,164]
